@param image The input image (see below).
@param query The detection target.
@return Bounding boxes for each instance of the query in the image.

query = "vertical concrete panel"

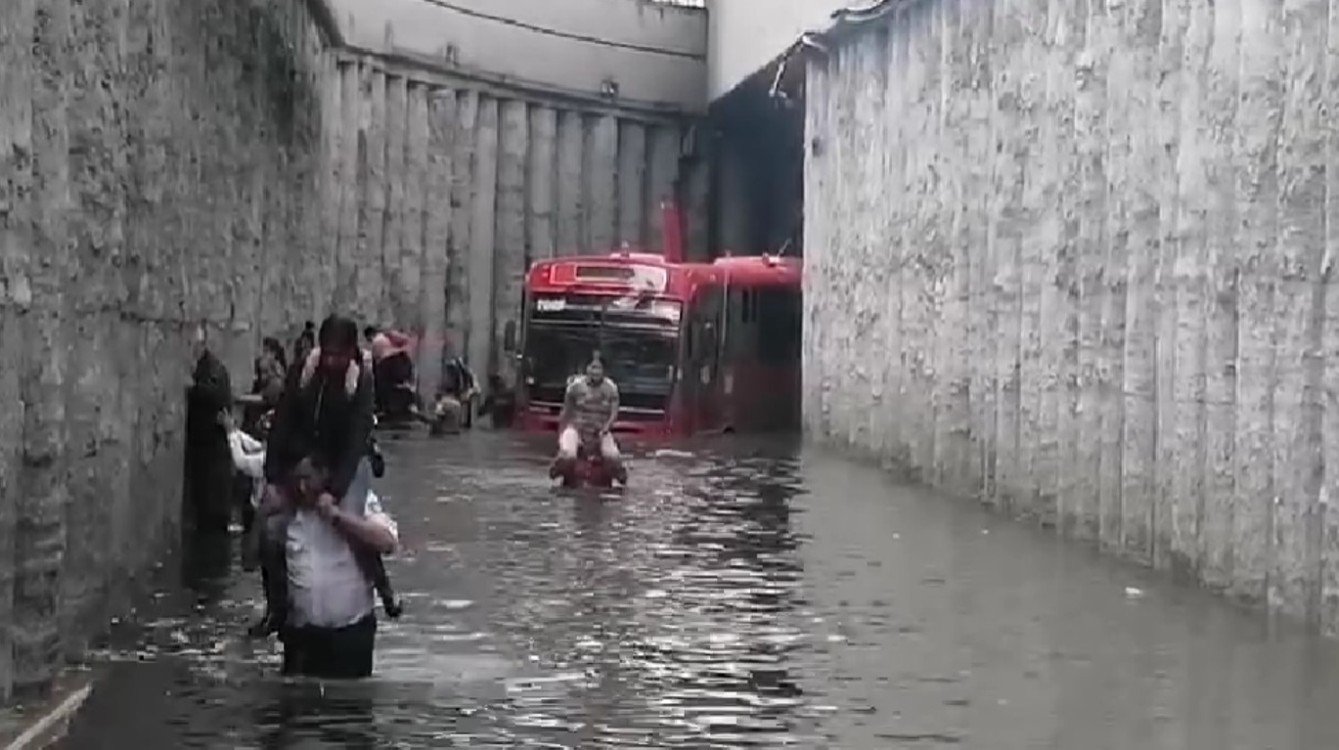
[1049,0,1084,535]
[802,57,831,438]
[360,66,387,325]
[469,97,499,381]
[1014,0,1046,517]
[1074,0,1111,543]
[1201,0,1241,593]
[617,120,647,248]
[865,29,892,456]
[1169,0,1210,575]
[1232,0,1284,605]
[1274,0,1327,619]
[555,109,584,255]
[420,89,456,402]
[1033,0,1072,525]
[1096,2,1131,552]
[0,0,35,701]
[445,90,477,361]
[382,74,407,327]
[334,60,360,311]
[28,0,72,691]
[885,11,910,467]
[1151,0,1187,572]
[527,105,558,261]
[319,57,343,310]
[401,83,429,332]
[63,0,120,692]
[645,125,681,250]
[962,1,994,498]
[584,114,618,252]
[991,0,1024,509]
[1321,0,1339,634]
[495,98,529,388]
[1117,0,1160,565]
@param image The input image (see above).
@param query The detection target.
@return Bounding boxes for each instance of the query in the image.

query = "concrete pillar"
[334,60,360,312]
[555,109,584,255]
[645,124,680,251]
[382,74,408,328]
[445,89,477,361]
[401,82,430,332]
[318,57,343,311]
[468,97,499,380]
[583,114,618,253]
[495,99,529,387]
[527,106,558,261]
[616,120,646,248]
[420,89,456,403]
[359,66,387,325]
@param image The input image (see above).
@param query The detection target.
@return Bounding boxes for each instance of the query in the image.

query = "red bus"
[515,251,802,437]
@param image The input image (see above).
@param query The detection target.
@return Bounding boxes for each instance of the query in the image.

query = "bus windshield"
[523,325,678,402]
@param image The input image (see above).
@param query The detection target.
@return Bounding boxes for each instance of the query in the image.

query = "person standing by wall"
[184,321,235,535]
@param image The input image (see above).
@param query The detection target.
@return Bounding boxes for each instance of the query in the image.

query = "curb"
[2,683,93,750]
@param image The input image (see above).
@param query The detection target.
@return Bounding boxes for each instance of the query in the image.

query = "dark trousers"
[281,614,376,679]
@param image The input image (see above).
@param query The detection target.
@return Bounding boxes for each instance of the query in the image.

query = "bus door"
[683,285,725,433]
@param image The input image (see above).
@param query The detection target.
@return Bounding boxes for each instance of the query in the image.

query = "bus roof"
[527,252,800,297]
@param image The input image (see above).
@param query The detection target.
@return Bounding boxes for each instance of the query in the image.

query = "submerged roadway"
[58,431,1339,749]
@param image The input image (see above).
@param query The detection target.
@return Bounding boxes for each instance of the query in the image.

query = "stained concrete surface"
[52,432,1339,749]
[802,0,1339,633]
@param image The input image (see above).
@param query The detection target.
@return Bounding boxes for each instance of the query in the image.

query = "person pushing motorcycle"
[552,352,627,484]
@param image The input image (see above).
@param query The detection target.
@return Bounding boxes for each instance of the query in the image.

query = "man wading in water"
[257,314,401,678]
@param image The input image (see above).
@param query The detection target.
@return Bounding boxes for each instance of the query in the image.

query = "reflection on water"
[59,432,1339,749]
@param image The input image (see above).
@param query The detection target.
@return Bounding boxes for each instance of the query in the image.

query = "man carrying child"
[257,314,401,679]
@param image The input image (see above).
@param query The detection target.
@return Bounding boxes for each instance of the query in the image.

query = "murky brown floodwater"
[57,431,1339,749]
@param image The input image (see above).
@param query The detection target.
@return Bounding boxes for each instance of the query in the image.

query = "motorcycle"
[549,444,627,489]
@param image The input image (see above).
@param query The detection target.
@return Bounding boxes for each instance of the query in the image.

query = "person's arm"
[601,383,619,434]
[558,380,578,428]
[227,430,266,479]
[327,368,375,499]
[321,491,398,554]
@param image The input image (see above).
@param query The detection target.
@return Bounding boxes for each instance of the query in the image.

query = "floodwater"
[59,431,1339,749]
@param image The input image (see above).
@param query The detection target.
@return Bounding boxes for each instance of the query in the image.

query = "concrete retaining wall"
[0,0,335,700]
[803,0,1339,631]
[321,50,703,392]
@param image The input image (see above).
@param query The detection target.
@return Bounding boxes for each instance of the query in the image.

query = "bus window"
[758,289,801,364]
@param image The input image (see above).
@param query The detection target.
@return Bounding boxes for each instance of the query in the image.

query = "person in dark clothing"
[292,320,316,368]
[184,323,235,535]
[252,315,402,641]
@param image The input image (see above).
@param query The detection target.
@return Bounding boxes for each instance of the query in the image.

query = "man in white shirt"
[277,456,398,678]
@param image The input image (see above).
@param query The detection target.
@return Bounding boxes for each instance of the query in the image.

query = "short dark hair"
[318,315,360,352]
[364,326,378,340]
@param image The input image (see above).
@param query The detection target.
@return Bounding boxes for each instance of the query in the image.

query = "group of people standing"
[186,315,401,678]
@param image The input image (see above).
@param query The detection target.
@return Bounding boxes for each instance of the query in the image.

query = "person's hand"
[261,483,286,513]
[316,492,338,521]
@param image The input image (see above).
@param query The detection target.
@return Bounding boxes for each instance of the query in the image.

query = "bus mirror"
[503,321,517,353]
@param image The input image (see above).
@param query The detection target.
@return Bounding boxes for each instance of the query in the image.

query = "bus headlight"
[649,300,682,323]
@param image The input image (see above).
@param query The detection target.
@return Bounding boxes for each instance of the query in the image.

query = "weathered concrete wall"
[0,0,336,700]
[803,0,1339,631]
[321,51,703,389]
